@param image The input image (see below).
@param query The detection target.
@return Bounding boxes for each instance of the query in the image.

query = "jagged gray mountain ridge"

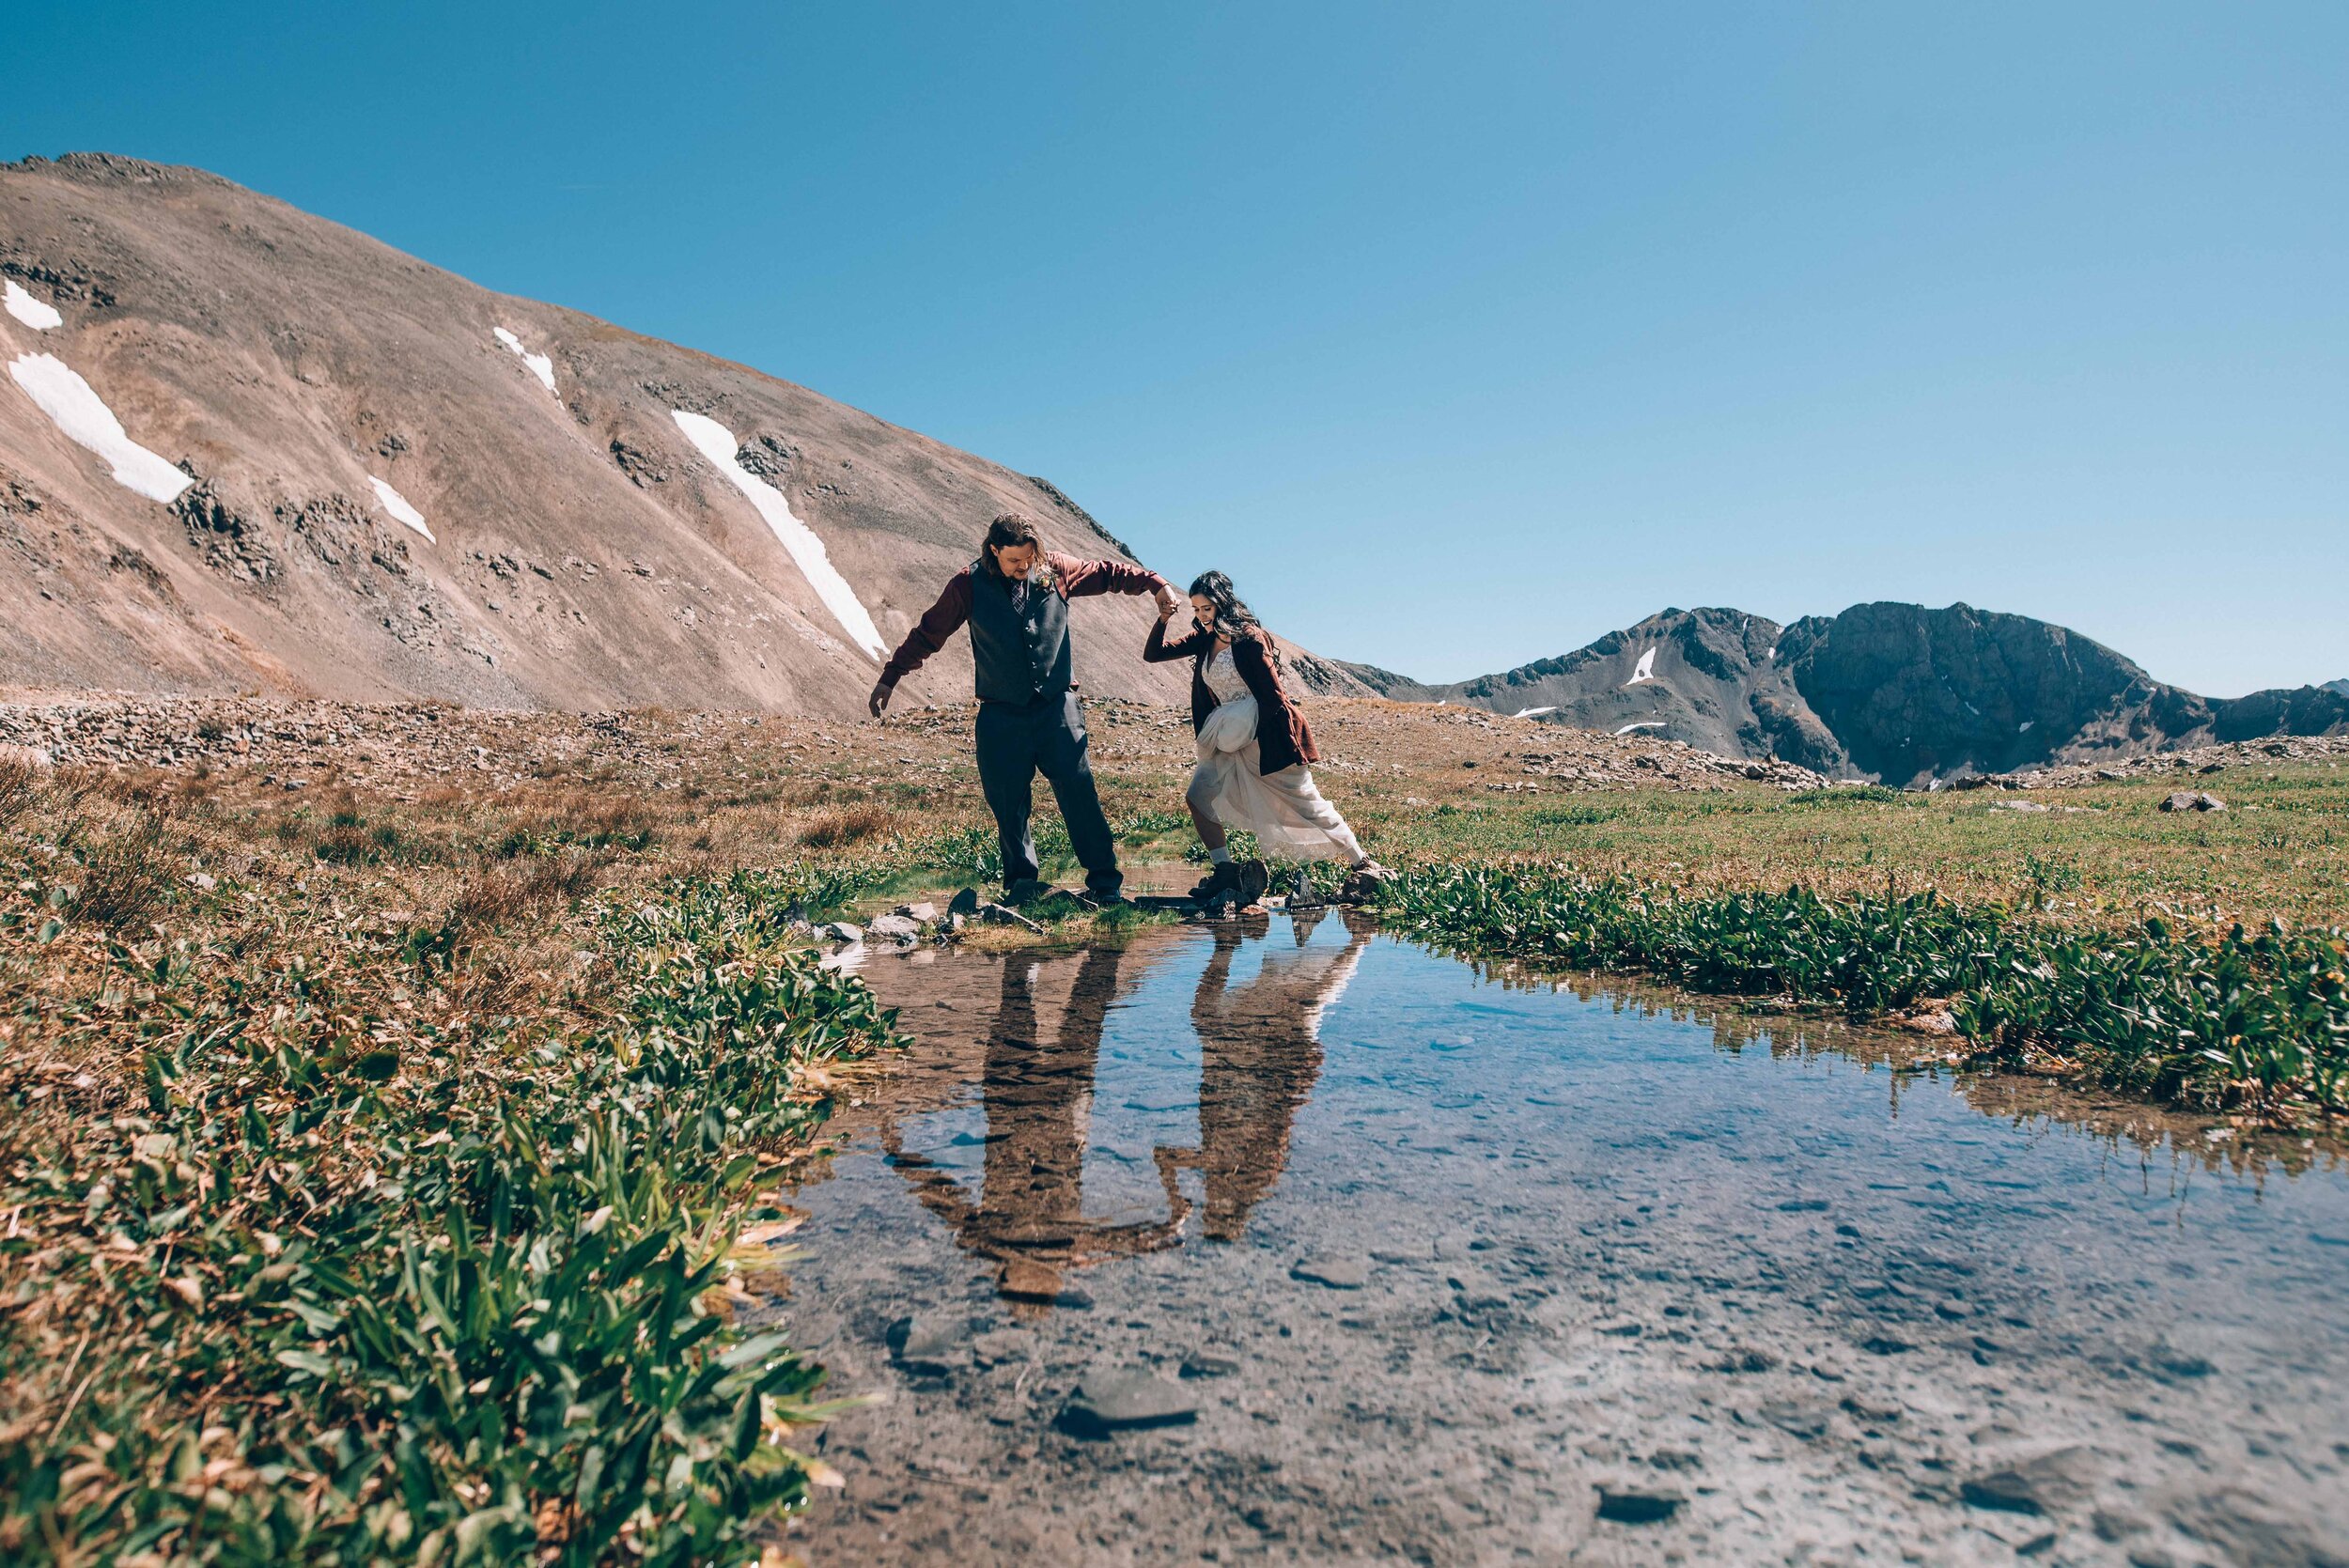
[1340,603,2349,785]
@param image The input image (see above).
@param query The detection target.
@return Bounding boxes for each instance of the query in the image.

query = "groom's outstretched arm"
[1050,552,1178,613]
[871,569,974,713]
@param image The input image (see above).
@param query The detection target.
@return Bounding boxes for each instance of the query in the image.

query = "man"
[870,512,1177,902]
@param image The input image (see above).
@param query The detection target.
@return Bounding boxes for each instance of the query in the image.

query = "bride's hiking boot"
[1189,862,1242,903]
[1237,859,1271,906]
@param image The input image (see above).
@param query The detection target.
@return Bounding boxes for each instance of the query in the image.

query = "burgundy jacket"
[1144,620,1321,776]
[879,551,1168,691]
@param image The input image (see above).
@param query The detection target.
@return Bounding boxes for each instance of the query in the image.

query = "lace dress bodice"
[1205,644,1250,705]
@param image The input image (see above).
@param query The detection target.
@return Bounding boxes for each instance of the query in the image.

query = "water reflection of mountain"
[872,912,1376,1312]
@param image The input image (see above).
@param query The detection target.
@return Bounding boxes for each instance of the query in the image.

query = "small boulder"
[2159,791,2225,813]
[1057,1368,1199,1436]
[947,886,981,918]
[895,901,941,925]
[821,921,863,943]
[866,912,922,941]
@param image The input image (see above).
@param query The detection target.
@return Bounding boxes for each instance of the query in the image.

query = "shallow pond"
[775,913,2349,1566]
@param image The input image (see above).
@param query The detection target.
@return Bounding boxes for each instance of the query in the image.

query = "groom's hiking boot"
[1237,859,1271,906]
[1004,877,1050,908]
[1189,862,1242,904]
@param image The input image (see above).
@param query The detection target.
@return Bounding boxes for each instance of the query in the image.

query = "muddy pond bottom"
[777,914,2349,1566]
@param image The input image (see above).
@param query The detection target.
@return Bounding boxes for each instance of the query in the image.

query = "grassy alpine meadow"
[1329,757,2349,933]
[0,764,926,1565]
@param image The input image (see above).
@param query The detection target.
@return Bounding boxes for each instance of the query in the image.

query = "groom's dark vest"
[967,560,1072,706]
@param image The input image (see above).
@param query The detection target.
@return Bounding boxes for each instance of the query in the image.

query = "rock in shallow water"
[1057,1369,1200,1436]
[996,1259,1091,1307]
[1960,1444,2091,1515]
[1290,1254,1366,1289]
[1595,1484,1684,1524]
[887,1313,966,1374]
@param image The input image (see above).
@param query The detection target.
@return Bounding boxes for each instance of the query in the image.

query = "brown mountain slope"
[2,154,1351,713]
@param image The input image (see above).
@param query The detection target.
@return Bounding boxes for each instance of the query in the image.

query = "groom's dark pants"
[975,692,1122,895]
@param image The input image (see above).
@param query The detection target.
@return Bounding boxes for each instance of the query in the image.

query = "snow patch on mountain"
[368,476,434,542]
[1615,721,1667,735]
[671,410,885,660]
[5,281,63,330]
[8,352,192,502]
[1625,647,1657,686]
[493,327,557,395]
[1514,706,1557,719]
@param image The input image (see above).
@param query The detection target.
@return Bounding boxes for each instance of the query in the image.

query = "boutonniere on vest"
[1028,558,1056,594]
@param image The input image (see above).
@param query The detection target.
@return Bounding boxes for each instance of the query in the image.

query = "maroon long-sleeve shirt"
[879,551,1169,690]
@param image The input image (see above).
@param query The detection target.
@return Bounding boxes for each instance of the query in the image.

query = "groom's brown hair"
[979,512,1042,576]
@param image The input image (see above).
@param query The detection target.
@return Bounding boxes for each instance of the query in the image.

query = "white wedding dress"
[1189,644,1366,862]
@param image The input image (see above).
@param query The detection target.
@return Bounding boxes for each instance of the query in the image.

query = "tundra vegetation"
[2,700,2343,1561]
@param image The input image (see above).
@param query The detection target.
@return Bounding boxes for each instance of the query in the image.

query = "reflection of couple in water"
[884,909,1373,1312]
[867,512,1386,904]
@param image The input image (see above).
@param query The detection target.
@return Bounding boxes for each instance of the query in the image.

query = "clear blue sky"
[9,2,2345,694]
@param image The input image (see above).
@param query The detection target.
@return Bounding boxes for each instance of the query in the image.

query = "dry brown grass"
[486,785,661,854]
[446,847,612,931]
[799,801,899,848]
[0,757,39,825]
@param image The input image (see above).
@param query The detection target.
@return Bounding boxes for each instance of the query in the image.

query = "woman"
[1145,571,1386,901]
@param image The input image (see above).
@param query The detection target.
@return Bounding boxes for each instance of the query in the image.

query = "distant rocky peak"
[1335,599,2348,785]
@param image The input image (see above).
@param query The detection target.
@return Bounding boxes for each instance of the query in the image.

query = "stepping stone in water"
[1057,1369,1200,1437]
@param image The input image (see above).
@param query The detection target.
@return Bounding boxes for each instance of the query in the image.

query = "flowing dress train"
[1189,645,1364,862]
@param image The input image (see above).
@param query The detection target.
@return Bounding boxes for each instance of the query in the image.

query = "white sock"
[1208,845,1233,864]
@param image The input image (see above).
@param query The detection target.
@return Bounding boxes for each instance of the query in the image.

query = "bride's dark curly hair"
[1188,570,1268,643]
